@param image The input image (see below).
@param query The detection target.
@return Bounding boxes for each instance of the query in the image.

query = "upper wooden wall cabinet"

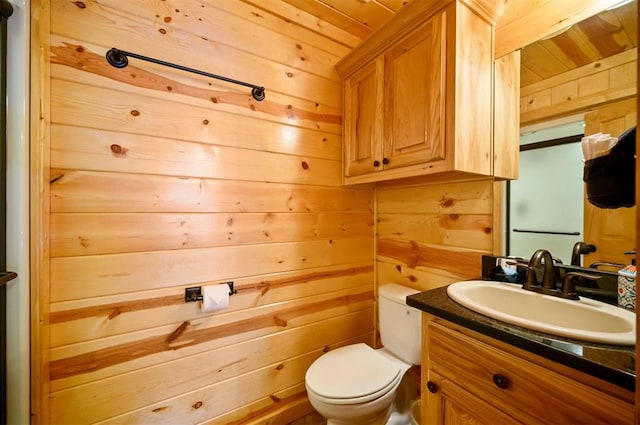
[336,0,518,185]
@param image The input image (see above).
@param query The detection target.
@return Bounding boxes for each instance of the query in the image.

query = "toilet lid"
[305,343,401,401]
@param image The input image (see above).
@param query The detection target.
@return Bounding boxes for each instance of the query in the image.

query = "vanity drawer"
[427,321,634,424]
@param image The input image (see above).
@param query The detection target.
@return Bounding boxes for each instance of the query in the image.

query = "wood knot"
[440,198,454,208]
[159,28,167,35]
[286,72,293,78]
[484,227,492,234]
[164,16,172,23]
[76,46,84,53]
[166,321,190,343]
[270,395,281,402]
[50,174,64,184]
[192,401,203,409]
[130,110,140,116]
[323,346,330,353]
[396,265,402,272]
[449,214,459,220]
[73,1,86,8]
[301,161,309,170]
[110,144,127,157]
[202,119,209,125]
[275,364,284,370]
[274,317,287,327]
[211,97,218,103]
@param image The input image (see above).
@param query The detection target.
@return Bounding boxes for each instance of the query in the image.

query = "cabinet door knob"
[373,160,381,167]
[492,373,510,389]
[426,381,438,393]
[382,157,390,165]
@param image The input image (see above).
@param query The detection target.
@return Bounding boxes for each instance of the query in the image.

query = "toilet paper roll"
[201,284,230,313]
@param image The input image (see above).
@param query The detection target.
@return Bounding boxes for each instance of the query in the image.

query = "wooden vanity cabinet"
[422,315,634,424]
[337,0,498,185]
[426,370,523,424]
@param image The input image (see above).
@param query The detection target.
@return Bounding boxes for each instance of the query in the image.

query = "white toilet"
[305,284,422,425]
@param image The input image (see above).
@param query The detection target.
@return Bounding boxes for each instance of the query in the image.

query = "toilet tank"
[378,283,422,365]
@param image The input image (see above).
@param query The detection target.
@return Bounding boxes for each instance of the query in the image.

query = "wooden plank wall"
[35,1,375,423]
[376,179,496,292]
[521,48,637,125]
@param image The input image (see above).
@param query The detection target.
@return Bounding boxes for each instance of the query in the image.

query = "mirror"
[508,0,637,267]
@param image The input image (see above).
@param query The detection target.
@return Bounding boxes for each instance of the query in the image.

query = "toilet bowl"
[305,284,421,425]
[305,344,410,425]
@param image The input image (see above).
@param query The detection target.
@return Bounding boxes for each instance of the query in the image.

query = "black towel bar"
[105,48,266,101]
[513,229,580,236]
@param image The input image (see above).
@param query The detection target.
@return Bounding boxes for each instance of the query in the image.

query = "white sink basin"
[446,280,636,346]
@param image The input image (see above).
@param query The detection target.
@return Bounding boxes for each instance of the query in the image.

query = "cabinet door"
[425,371,522,425]
[493,50,520,180]
[583,98,636,267]
[343,58,383,177]
[383,11,446,170]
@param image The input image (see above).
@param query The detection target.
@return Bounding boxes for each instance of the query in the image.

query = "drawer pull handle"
[492,373,510,389]
[382,157,390,165]
[373,160,381,167]
[426,381,438,393]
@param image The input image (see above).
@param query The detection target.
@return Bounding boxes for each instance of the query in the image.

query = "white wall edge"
[6,0,30,423]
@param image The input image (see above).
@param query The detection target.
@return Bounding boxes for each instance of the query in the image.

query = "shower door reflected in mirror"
[508,125,585,264]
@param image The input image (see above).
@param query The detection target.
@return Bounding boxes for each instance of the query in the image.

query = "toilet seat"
[305,343,402,405]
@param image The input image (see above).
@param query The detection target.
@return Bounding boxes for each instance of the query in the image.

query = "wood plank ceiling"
[270,0,637,87]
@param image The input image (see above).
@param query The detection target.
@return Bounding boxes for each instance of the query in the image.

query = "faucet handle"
[588,262,625,270]
[562,272,601,300]
[523,266,538,289]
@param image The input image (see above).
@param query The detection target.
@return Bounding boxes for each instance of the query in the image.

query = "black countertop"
[407,285,636,392]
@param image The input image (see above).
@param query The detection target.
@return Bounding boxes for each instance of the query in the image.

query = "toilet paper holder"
[185,282,237,302]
